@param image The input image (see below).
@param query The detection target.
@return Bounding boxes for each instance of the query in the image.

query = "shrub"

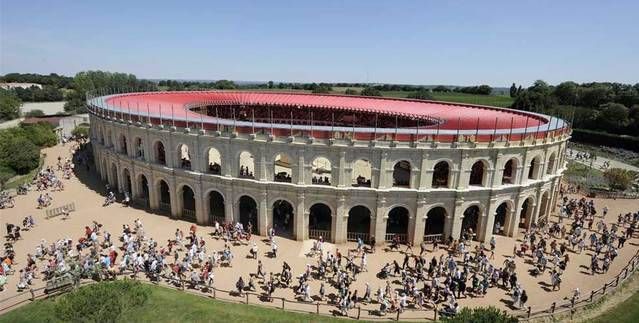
[443,306,518,323]
[360,87,382,97]
[2,136,40,174]
[407,89,434,100]
[0,165,17,189]
[24,109,45,117]
[21,122,58,147]
[603,168,636,191]
[54,280,149,323]
[72,124,90,139]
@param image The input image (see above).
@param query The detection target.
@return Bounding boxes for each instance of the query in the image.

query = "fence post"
[396,308,400,321]
[602,284,607,294]
[527,306,532,318]
[212,288,216,299]
[29,288,35,301]
[357,306,361,320]
[281,298,285,310]
[551,302,556,313]
[316,302,320,314]
[590,290,595,302]
[616,276,620,287]
[434,304,438,321]
[246,292,249,304]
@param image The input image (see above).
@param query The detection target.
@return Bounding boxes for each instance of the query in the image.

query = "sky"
[1,1,638,86]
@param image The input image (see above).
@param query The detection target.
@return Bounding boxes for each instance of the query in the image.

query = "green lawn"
[587,291,639,323]
[0,283,353,323]
[4,154,45,190]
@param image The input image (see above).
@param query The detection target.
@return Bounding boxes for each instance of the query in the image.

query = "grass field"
[0,283,350,323]
[587,291,639,323]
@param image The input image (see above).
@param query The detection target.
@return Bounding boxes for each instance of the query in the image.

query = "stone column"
[412,198,427,245]
[258,191,268,235]
[450,199,464,240]
[333,195,347,243]
[148,174,159,210]
[169,180,179,218]
[195,184,206,225]
[478,198,497,242]
[223,143,233,177]
[224,188,234,223]
[378,152,389,189]
[419,153,430,189]
[374,196,387,244]
[508,196,522,237]
[337,151,346,187]
[296,193,306,241]
[297,150,305,185]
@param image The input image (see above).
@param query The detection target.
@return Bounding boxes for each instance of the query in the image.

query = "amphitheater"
[87,91,569,245]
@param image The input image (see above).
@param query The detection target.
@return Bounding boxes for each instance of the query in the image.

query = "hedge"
[571,129,639,153]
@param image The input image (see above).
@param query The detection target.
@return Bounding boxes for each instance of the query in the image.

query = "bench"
[44,273,75,294]
[45,202,76,219]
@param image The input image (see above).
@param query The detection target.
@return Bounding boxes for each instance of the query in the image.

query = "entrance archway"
[122,169,132,194]
[135,138,144,159]
[386,206,409,242]
[119,135,128,155]
[424,207,446,240]
[309,203,332,241]
[347,206,371,241]
[180,185,196,223]
[494,202,511,236]
[239,196,258,234]
[110,163,118,192]
[539,192,550,221]
[272,200,294,238]
[461,205,481,240]
[158,180,171,214]
[208,191,225,224]
[519,197,534,229]
[138,175,149,207]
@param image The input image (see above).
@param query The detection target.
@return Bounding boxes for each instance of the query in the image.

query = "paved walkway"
[1,144,638,319]
[567,149,639,173]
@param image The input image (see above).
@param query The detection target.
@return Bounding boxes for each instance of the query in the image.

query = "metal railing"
[159,202,170,212]
[210,215,226,225]
[182,208,196,220]
[423,234,443,243]
[308,229,331,241]
[385,233,408,242]
[346,232,370,242]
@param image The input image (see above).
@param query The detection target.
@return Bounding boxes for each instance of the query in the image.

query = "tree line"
[510,80,639,137]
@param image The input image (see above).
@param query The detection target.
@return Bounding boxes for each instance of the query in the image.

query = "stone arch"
[469,160,488,186]
[178,183,196,223]
[347,205,372,241]
[424,206,447,236]
[519,195,535,229]
[274,153,293,183]
[109,162,119,191]
[308,203,332,240]
[311,156,332,185]
[121,168,132,194]
[528,155,542,180]
[137,174,150,205]
[546,152,557,175]
[272,199,295,238]
[154,140,167,165]
[134,137,144,159]
[432,160,451,188]
[238,195,258,234]
[118,133,128,155]
[238,151,255,178]
[105,129,112,147]
[177,143,192,170]
[352,159,372,187]
[538,191,550,221]
[461,205,482,240]
[502,158,518,184]
[386,206,410,241]
[156,179,171,213]
[392,160,411,187]
[206,147,222,175]
[494,201,514,236]
[207,190,225,224]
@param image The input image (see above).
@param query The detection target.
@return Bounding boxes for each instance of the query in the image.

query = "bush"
[24,109,45,117]
[603,168,636,191]
[54,280,149,323]
[360,87,382,97]
[407,89,434,100]
[2,136,40,174]
[571,129,639,153]
[443,306,518,323]
[20,122,58,147]
[0,165,17,189]
[72,124,90,139]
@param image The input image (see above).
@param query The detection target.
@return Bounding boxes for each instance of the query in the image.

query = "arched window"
[207,148,222,175]
[119,135,127,155]
[469,161,486,186]
[502,159,517,184]
[311,157,332,185]
[432,161,450,188]
[135,138,144,159]
[347,206,371,241]
[352,159,372,187]
[274,153,292,183]
[392,160,411,187]
[528,156,540,180]
[239,151,255,178]
[178,144,191,170]
[155,141,166,165]
[546,153,556,175]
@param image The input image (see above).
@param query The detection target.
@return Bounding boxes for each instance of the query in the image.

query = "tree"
[509,83,518,98]
[267,81,274,89]
[0,89,22,121]
[443,306,517,323]
[72,124,90,139]
[603,168,635,191]
[553,81,578,105]
[407,89,434,100]
[344,89,359,95]
[24,109,45,117]
[1,136,40,174]
[597,103,629,130]
[432,85,450,92]
[360,87,382,97]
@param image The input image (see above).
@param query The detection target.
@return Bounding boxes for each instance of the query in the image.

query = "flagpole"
[171,104,175,128]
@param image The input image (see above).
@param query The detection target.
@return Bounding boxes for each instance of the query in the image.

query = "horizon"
[1,1,638,87]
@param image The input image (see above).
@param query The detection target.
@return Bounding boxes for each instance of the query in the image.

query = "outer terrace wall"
[89,113,568,246]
